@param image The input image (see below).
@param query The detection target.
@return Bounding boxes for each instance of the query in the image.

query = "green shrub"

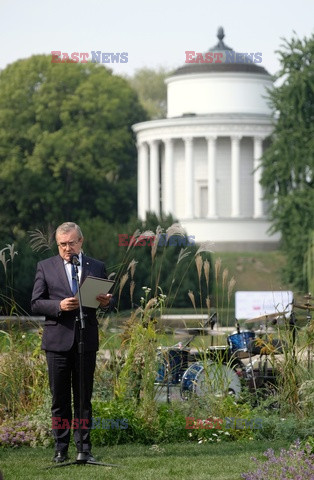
[0,329,48,419]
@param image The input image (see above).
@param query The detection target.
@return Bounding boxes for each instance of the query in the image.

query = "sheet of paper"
[76,276,115,308]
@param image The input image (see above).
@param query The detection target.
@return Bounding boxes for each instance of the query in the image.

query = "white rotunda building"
[132,28,280,251]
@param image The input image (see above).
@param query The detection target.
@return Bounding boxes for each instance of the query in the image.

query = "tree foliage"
[126,67,169,119]
[0,55,147,240]
[260,33,314,291]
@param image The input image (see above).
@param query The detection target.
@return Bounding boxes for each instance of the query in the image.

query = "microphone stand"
[46,258,119,470]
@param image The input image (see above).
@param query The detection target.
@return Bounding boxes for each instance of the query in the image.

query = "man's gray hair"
[55,222,83,239]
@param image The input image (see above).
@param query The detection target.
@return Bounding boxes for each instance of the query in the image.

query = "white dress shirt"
[64,253,82,292]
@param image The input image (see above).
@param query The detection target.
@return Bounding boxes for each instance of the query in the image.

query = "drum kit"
[154,296,314,403]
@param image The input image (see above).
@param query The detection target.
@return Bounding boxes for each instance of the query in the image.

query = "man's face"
[56,229,83,262]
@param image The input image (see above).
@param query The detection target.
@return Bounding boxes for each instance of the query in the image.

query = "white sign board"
[235,291,293,320]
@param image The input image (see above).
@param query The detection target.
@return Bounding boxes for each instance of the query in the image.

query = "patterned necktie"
[71,263,78,295]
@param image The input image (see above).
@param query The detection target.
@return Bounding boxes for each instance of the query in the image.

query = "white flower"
[142,286,151,292]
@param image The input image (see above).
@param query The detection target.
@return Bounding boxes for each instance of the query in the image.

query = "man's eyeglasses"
[57,240,80,249]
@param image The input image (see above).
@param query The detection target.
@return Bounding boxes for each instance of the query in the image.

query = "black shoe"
[84,451,97,463]
[53,451,69,463]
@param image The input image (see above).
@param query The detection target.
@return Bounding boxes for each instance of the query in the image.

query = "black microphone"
[236,319,241,334]
[70,254,80,266]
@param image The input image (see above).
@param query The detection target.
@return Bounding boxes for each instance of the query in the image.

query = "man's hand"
[60,297,79,311]
[96,293,112,308]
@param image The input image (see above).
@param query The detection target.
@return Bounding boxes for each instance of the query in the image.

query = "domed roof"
[172,27,270,77]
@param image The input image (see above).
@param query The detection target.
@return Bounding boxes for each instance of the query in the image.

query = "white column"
[137,142,149,220]
[164,138,174,215]
[206,136,217,218]
[184,137,194,218]
[149,139,160,216]
[253,136,264,218]
[231,136,241,217]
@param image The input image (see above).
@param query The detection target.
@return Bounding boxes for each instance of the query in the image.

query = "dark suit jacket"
[31,254,107,352]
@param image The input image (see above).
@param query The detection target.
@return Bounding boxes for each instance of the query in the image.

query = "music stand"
[46,257,120,470]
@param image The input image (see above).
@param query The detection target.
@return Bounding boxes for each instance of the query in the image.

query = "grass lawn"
[0,439,290,480]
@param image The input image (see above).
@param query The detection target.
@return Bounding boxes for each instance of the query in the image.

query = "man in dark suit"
[31,222,112,463]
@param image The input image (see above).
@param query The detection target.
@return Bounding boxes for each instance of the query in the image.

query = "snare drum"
[206,345,231,364]
[228,331,255,358]
[155,347,189,385]
[180,360,241,400]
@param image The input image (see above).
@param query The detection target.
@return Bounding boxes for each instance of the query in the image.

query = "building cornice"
[166,71,274,84]
[132,113,274,142]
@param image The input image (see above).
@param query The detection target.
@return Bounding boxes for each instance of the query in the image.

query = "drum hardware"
[293,302,314,311]
[246,350,257,393]
[176,328,224,336]
[300,294,313,369]
[232,320,258,392]
[243,359,277,393]
[174,312,221,337]
[291,295,313,369]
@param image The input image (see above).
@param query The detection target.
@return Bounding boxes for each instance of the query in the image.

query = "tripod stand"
[46,256,119,469]
[294,294,314,370]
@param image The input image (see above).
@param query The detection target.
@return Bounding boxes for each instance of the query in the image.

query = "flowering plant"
[0,416,52,448]
[241,440,314,480]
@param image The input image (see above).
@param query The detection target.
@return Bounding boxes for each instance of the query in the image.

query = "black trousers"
[46,345,96,453]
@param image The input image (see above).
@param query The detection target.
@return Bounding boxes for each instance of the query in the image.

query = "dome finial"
[209,26,232,51]
[217,27,225,42]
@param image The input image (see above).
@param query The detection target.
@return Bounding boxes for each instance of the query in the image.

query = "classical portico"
[132,29,280,250]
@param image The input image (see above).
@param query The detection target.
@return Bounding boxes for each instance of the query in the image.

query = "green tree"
[126,67,169,119]
[260,33,314,291]
[0,55,147,240]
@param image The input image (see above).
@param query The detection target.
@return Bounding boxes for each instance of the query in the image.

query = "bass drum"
[181,361,241,400]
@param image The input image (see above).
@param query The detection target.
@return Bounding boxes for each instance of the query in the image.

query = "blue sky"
[1,0,313,77]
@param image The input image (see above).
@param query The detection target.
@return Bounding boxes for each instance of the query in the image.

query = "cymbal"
[254,327,276,335]
[294,303,314,311]
[245,311,288,324]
